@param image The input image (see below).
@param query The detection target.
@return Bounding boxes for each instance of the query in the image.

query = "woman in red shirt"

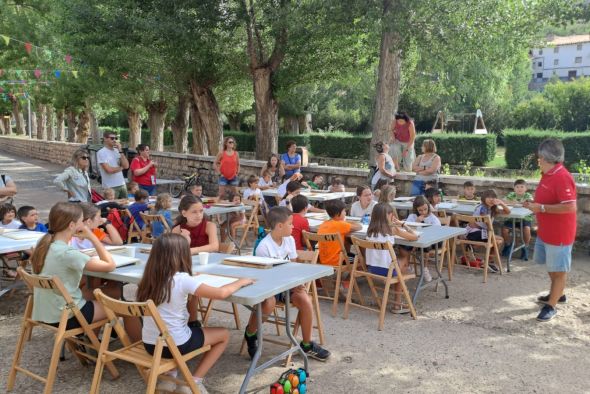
[172,195,219,255]
[215,137,240,199]
[389,111,416,172]
[130,144,157,195]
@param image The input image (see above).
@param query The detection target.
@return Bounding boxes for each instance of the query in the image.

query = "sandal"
[390,303,410,314]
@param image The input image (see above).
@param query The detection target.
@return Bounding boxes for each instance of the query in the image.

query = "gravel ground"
[1,150,589,394]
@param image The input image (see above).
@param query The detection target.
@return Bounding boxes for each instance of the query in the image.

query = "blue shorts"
[139,184,156,196]
[218,175,239,186]
[504,220,532,229]
[534,237,572,273]
[368,265,397,277]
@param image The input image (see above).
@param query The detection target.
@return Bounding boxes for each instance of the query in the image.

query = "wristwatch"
[540,204,546,213]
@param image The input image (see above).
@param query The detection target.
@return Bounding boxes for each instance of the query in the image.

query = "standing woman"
[411,139,441,196]
[261,154,285,184]
[215,137,240,199]
[53,149,92,202]
[390,111,416,172]
[130,144,157,195]
[371,142,396,190]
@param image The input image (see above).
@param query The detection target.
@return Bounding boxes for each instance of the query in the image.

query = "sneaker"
[244,330,258,359]
[536,305,557,322]
[520,247,529,261]
[536,294,567,305]
[422,267,432,283]
[487,264,499,273]
[175,381,209,394]
[301,341,330,361]
[155,379,176,393]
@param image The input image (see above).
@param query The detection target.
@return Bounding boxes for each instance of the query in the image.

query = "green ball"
[283,380,292,393]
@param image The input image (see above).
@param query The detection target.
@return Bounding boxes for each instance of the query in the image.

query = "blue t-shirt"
[281,153,301,177]
[152,210,173,237]
[19,223,48,233]
[128,202,149,229]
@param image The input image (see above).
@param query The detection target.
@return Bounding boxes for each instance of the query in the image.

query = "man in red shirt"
[524,139,577,322]
[130,144,157,195]
[290,195,310,250]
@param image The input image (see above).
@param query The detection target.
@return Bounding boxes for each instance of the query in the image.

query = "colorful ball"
[299,383,307,394]
[297,369,307,383]
[288,374,299,388]
[292,389,299,394]
[282,380,291,393]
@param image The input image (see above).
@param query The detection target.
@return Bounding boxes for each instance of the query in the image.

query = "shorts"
[218,175,239,186]
[48,300,95,330]
[534,237,572,273]
[144,325,205,358]
[504,220,532,229]
[111,185,128,200]
[139,184,157,196]
[368,265,397,277]
[466,231,487,243]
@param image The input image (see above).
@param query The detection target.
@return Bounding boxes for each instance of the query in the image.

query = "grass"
[486,146,507,168]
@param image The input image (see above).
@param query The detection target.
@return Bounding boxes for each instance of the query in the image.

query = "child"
[0,203,21,229]
[17,205,48,232]
[308,174,324,190]
[328,177,345,193]
[242,175,262,201]
[350,185,376,218]
[406,196,442,282]
[258,170,274,190]
[128,189,150,229]
[187,183,203,199]
[459,181,477,200]
[136,233,252,394]
[424,179,438,191]
[277,173,306,198]
[172,195,219,255]
[221,192,246,242]
[103,188,116,201]
[71,203,123,250]
[318,200,363,266]
[464,189,510,273]
[424,188,442,210]
[151,193,174,238]
[501,179,534,260]
[366,202,418,313]
[280,181,324,213]
[378,184,397,204]
[372,179,389,201]
[290,195,310,250]
[127,181,139,198]
[244,207,330,361]
[96,188,125,218]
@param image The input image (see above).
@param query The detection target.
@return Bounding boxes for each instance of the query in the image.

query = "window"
[575,57,582,64]
[539,49,543,55]
[554,47,559,53]
[538,62,542,67]
[577,44,583,51]
[536,73,543,78]
[568,70,577,79]
[554,59,559,66]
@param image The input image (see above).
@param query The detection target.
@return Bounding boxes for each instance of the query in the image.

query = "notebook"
[437,202,459,209]
[222,256,289,269]
[404,222,432,227]
[194,274,240,288]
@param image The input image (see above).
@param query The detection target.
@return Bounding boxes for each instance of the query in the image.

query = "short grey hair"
[538,138,564,164]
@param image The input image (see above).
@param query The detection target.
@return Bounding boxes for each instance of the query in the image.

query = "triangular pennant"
[72,70,78,78]
[34,69,42,79]
[98,66,105,77]
[44,49,52,58]
[121,72,128,79]
[65,54,72,64]
[54,70,61,78]
[0,35,9,45]
[24,42,32,54]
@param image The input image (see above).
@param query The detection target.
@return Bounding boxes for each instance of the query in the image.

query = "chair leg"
[378,282,391,331]
[145,344,163,394]
[400,280,417,320]
[272,308,282,336]
[493,245,504,275]
[483,247,491,283]
[44,334,66,394]
[7,319,32,390]
[89,325,112,394]
[231,303,242,330]
[332,269,342,317]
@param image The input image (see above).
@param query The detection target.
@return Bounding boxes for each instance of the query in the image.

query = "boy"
[291,195,310,250]
[459,181,477,200]
[97,188,125,218]
[188,183,203,198]
[244,207,330,361]
[318,200,362,266]
[258,170,274,190]
[127,181,139,198]
[308,174,324,190]
[128,189,150,229]
[501,179,534,260]
[242,175,262,201]
[328,177,345,193]
[424,179,438,191]
[17,206,48,232]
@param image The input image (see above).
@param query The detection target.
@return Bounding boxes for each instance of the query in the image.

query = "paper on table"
[394,197,415,202]
[437,202,458,209]
[404,222,432,227]
[1,231,45,240]
[194,274,239,288]
[0,228,20,234]
[223,255,289,266]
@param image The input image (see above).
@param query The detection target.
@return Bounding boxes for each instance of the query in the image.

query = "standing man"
[97,131,129,199]
[523,139,577,322]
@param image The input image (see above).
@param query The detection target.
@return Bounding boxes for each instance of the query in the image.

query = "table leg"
[433,243,449,299]
[412,249,425,305]
[506,218,525,273]
[239,304,264,394]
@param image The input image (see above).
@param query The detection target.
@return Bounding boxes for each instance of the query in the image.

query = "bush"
[309,131,371,159]
[504,129,590,169]
[511,96,558,130]
[415,133,496,166]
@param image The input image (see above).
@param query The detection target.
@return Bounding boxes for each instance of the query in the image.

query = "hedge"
[504,129,590,169]
[415,133,496,166]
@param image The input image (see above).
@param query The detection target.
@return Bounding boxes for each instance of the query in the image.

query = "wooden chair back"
[139,212,170,244]
[121,208,142,243]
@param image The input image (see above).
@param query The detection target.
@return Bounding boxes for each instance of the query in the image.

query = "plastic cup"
[127,246,136,258]
[198,252,209,265]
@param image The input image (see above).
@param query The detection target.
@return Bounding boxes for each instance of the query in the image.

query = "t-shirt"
[243,187,262,201]
[282,153,301,178]
[371,153,395,187]
[534,163,577,245]
[406,213,441,226]
[277,180,290,198]
[465,204,492,239]
[350,200,377,218]
[70,228,107,250]
[32,240,91,323]
[318,219,352,266]
[19,222,48,233]
[142,272,206,346]
[0,219,22,229]
[505,191,534,222]
[258,177,273,188]
[152,210,173,238]
[366,234,396,270]
[291,214,310,250]
[130,157,156,186]
[255,234,298,260]
[128,202,149,228]
[97,146,126,188]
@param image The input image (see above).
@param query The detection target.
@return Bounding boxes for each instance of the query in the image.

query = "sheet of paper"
[1,231,45,240]
[195,274,239,288]
[224,255,289,266]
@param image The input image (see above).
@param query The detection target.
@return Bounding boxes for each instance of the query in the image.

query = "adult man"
[523,139,577,322]
[0,173,17,203]
[97,131,129,199]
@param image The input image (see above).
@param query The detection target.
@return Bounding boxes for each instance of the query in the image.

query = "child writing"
[459,181,477,200]
[71,203,123,250]
[424,188,442,210]
[405,196,441,282]
[350,185,376,218]
[366,202,419,313]
[328,177,345,193]
[220,192,246,243]
[17,205,48,232]
[244,207,330,361]
[128,189,151,229]
[280,181,325,213]
[318,200,363,266]
[136,233,253,394]
[290,195,310,250]
[501,179,534,260]
[0,203,21,229]
[242,175,262,201]
[151,193,174,238]
[172,195,219,255]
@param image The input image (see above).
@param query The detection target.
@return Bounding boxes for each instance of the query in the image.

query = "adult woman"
[390,111,416,172]
[53,149,92,202]
[281,140,302,178]
[371,142,396,190]
[411,139,441,196]
[261,154,285,184]
[130,144,157,195]
[215,137,240,199]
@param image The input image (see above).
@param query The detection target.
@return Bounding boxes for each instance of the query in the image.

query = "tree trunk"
[75,110,91,143]
[189,80,223,155]
[284,116,299,134]
[11,98,25,135]
[30,111,37,138]
[66,110,78,142]
[146,101,167,152]
[370,20,402,163]
[89,110,100,143]
[47,106,55,140]
[56,110,66,141]
[0,116,9,134]
[190,101,209,155]
[227,113,242,131]
[171,93,190,154]
[36,104,47,140]
[252,67,279,159]
[127,110,142,149]
[299,113,312,133]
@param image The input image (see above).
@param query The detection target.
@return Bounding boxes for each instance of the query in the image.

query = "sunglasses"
[80,156,90,160]
[106,136,117,140]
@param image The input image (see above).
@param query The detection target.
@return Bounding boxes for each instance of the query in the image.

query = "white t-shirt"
[70,237,93,250]
[243,187,262,200]
[255,234,298,260]
[258,177,273,188]
[0,219,21,229]
[350,200,377,218]
[0,174,12,187]
[97,147,126,188]
[406,213,441,226]
[142,272,206,346]
[365,234,396,270]
[277,180,290,198]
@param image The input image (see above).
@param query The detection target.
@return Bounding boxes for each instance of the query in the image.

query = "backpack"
[107,209,129,242]
[252,226,266,256]
[91,189,104,203]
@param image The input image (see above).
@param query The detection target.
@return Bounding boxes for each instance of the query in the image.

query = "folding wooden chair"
[8,268,119,394]
[433,210,454,280]
[121,209,142,244]
[344,237,417,330]
[303,230,362,317]
[139,212,170,244]
[453,214,503,283]
[90,289,211,394]
[233,199,260,250]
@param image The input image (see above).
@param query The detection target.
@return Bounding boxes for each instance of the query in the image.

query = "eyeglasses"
[80,156,89,160]
[228,141,235,144]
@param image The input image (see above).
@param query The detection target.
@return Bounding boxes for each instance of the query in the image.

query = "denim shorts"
[218,175,239,186]
[534,237,572,273]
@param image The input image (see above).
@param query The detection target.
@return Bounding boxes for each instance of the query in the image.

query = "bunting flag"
[65,54,72,64]
[24,42,32,54]
[72,70,78,78]
[34,69,42,78]
[0,35,9,45]
[54,70,61,78]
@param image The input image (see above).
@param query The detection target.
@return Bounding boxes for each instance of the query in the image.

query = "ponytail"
[31,233,55,274]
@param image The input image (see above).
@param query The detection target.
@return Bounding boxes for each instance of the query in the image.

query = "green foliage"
[415,133,496,166]
[308,132,371,159]
[511,96,558,129]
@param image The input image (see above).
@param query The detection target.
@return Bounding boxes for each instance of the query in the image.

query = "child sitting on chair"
[328,177,345,193]
[501,179,533,260]
[151,193,174,238]
[18,205,47,233]
[0,203,21,229]
[242,175,262,201]
[220,192,246,242]
[128,189,150,229]
[127,181,139,198]
[459,181,477,201]
[71,203,123,249]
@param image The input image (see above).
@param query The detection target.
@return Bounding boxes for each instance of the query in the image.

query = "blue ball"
[298,369,307,383]
[299,383,307,394]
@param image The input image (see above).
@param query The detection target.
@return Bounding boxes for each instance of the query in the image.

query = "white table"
[262,188,356,202]
[0,231,45,297]
[85,247,333,393]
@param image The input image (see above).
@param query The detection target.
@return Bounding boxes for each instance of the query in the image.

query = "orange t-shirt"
[92,227,107,241]
[317,220,352,266]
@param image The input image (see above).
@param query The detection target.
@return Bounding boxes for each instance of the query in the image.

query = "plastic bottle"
[362,213,370,225]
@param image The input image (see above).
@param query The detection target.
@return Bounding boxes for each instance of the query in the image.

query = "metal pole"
[27,98,31,138]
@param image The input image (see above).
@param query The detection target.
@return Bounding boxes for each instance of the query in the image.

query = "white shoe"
[423,267,432,283]
[156,379,177,393]
[175,381,209,394]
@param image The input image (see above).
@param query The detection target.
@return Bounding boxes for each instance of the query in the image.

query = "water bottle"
[362,213,370,225]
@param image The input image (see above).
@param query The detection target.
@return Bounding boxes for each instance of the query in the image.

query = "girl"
[172,195,219,255]
[406,196,442,282]
[465,189,510,273]
[70,203,123,250]
[411,139,441,196]
[261,154,285,184]
[221,192,246,242]
[328,177,345,193]
[151,193,174,238]
[378,184,397,204]
[425,188,442,210]
[366,203,418,314]
[372,179,389,202]
[53,149,92,202]
[136,233,253,394]
[0,203,21,229]
[214,137,240,199]
[371,142,396,190]
[350,185,376,218]
[280,181,324,213]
